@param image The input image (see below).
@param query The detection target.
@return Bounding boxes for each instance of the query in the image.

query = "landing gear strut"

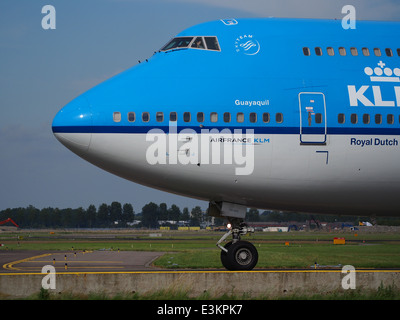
[216,218,258,270]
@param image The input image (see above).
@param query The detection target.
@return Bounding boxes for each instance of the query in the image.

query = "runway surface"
[2,249,400,300]
[2,250,400,275]
[0,250,164,273]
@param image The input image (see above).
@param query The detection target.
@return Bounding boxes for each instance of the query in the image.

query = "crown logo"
[364,61,400,82]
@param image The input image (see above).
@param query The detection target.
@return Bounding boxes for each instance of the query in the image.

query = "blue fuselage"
[52,18,400,216]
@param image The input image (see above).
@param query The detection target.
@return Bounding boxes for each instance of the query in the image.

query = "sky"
[0,0,399,212]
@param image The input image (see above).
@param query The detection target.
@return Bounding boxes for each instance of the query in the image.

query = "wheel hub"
[236,248,252,265]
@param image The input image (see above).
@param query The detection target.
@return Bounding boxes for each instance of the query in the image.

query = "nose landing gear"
[217,218,258,270]
[209,201,258,270]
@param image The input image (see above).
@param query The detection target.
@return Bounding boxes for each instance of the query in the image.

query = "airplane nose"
[52,94,92,155]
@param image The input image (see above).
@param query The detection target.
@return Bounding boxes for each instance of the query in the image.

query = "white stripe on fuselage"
[54,131,400,216]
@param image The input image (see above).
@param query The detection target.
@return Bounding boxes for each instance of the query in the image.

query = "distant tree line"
[0,202,134,229]
[141,202,207,228]
[247,209,400,226]
[1,202,399,229]
[0,202,210,229]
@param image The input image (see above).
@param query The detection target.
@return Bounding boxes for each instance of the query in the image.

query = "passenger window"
[374,48,381,56]
[303,47,310,56]
[204,37,220,51]
[375,114,382,124]
[362,47,370,56]
[397,49,400,57]
[197,112,204,122]
[262,112,270,123]
[386,48,393,57]
[276,113,283,123]
[183,112,191,122]
[191,37,205,49]
[210,112,218,122]
[387,114,394,124]
[350,113,358,124]
[113,112,121,123]
[142,112,150,122]
[249,112,257,123]
[315,47,322,56]
[156,112,164,122]
[315,113,322,124]
[237,112,244,123]
[339,47,346,56]
[128,112,135,122]
[170,112,177,122]
[338,113,345,124]
[363,114,370,124]
[327,47,334,56]
[350,47,358,56]
[223,112,231,123]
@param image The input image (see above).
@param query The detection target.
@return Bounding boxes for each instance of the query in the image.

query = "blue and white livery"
[53,18,400,270]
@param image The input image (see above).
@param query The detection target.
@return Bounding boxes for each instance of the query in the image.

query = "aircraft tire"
[220,241,234,270]
[221,240,258,271]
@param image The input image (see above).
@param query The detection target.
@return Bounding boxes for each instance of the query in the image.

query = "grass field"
[2,229,400,300]
[1,229,400,269]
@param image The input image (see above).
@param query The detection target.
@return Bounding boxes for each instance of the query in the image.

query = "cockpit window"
[161,36,220,52]
[161,37,193,51]
[191,37,205,49]
[204,37,220,51]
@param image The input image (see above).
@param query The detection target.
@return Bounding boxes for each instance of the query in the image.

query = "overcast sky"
[0,0,399,212]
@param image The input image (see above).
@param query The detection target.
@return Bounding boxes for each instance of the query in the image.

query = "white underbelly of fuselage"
[63,132,400,216]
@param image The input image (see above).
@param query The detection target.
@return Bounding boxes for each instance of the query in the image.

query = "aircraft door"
[298,92,327,145]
